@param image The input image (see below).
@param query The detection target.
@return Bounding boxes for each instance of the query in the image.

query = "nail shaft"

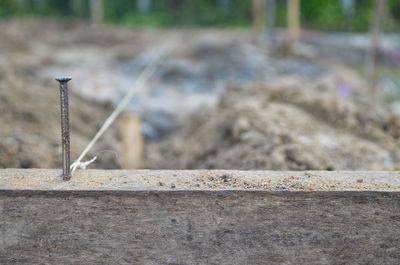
[56,76,72,180]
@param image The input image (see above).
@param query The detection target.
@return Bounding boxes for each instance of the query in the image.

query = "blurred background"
[1,0,400,171]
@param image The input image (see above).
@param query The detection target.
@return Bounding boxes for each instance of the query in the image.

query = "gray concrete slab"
[1,169,400,191]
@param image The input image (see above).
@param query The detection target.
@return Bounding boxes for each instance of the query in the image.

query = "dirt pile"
[144,75,400,170]
[2,18,400,171]
[0,65,120,169]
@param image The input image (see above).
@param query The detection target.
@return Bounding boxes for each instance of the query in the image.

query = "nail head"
[55,76,72,82]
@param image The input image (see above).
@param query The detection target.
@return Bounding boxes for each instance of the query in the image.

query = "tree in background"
[217,0,230,10]
[0,0,18,17]
[265,0,276,36]
[287,0,300,50]
[90,0,103,25]
[340,0,356,17]
[366,0,386,94]
[137,0,151,14]
[0,0,399,32]
[253,0,266,36]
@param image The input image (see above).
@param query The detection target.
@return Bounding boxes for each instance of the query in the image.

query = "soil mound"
[0,66,120,169]
[145,76,400,170]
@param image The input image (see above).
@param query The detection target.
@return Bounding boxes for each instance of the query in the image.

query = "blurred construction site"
[1,0,400,171]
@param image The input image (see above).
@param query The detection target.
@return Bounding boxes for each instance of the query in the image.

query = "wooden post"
[265,0,276,40]
[287,0,300,51]
[90,0,103,26]
[253,0,266,38]
[121,115,143,169]
[365,0,386,95]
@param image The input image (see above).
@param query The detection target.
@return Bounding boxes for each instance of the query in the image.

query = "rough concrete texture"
[1,169,400,191]
[1,169,400,264]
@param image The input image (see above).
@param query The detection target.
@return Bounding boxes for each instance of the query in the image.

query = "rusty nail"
[55,76,72,180]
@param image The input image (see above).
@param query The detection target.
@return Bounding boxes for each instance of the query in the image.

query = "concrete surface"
[0,169,400,264]
[1,169,400,191]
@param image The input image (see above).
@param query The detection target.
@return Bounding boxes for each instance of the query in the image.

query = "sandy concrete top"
[0,169,399,191]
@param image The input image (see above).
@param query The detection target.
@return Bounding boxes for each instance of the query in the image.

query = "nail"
[56,76,72,180]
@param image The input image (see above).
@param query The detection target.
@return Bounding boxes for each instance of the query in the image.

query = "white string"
[70,45,171,175]
[71,156,97,170]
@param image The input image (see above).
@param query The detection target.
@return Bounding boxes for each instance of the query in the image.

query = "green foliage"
[104,0,135,23]
[388,0,400,24]
[122,12,170,27]
[104,0,251,27]
[1,0,400,32]
[301,0,374,31]
[0,0,19,17]
[39,0,72,16]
